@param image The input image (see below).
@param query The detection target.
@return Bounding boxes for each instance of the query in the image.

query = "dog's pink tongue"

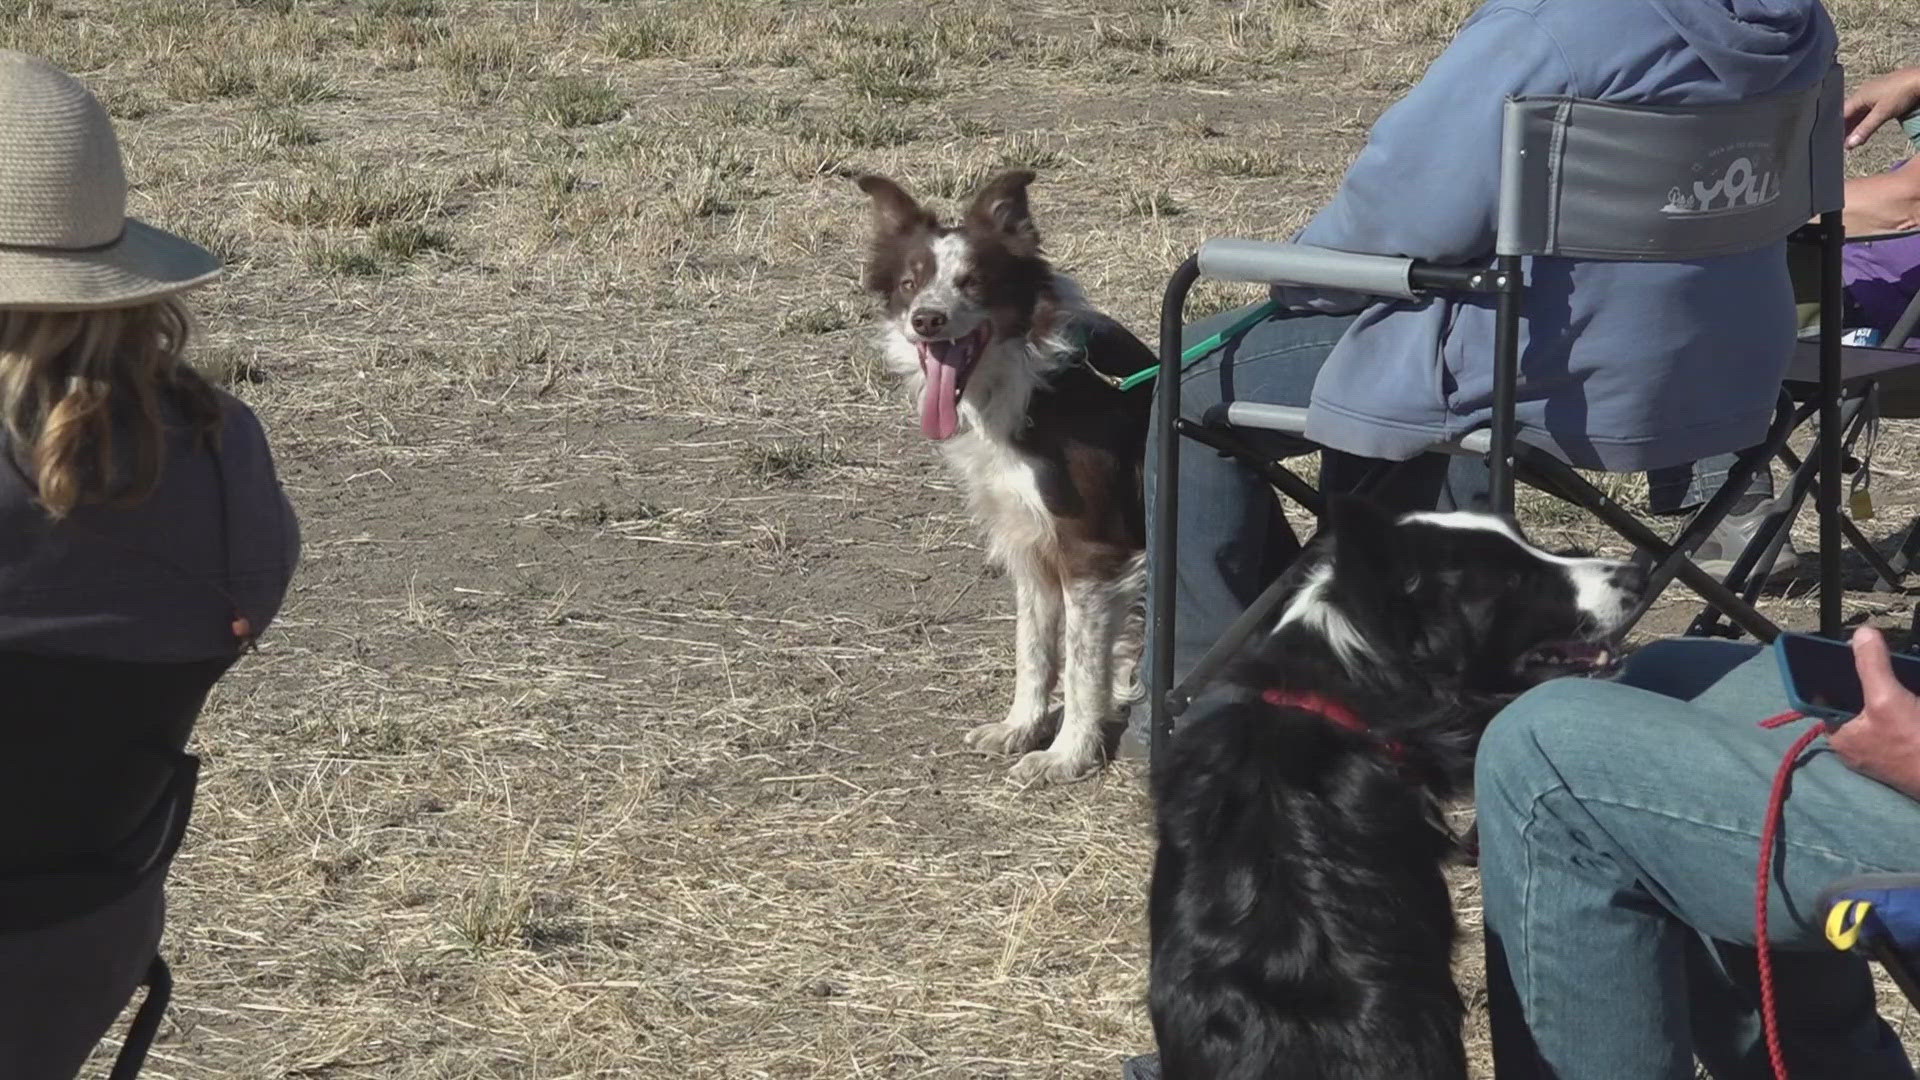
[918,350,961,441]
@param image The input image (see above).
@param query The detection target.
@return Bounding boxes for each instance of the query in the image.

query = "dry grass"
[3,0,1918,1076]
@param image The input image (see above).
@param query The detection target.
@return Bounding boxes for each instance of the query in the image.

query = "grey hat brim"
[0,218,221,311]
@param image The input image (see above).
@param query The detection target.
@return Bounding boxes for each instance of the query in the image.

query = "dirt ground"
[6,1,1920,1076]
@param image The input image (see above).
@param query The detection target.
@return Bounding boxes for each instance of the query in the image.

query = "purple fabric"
[1845,237,1920,346]
[1843,159,1920,349]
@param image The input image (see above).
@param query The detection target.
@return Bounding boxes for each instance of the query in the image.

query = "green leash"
[1077,299,1278,392]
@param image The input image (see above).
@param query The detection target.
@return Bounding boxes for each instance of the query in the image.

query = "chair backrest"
[1497,67,1846,260]
[0,652,225,932]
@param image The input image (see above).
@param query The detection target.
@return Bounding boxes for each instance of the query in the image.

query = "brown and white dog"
[856,169,1155,784]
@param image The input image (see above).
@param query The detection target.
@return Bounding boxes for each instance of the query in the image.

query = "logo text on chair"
[1663,145,1780,218]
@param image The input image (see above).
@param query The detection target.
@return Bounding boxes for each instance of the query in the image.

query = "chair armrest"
[1197,239,1421,300]
[1217,402,1311,434]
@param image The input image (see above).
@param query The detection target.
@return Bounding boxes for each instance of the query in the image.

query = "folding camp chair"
[1822,874,1920,1012]
[0,757,195,1079]
[0,652,225,1079]
[1688,260,1920,642]
[1147,69,1854,759]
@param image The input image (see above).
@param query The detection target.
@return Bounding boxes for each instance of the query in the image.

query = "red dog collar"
[1261,688,1406,761]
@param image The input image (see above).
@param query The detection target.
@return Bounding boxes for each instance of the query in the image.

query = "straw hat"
[0,51,220,311]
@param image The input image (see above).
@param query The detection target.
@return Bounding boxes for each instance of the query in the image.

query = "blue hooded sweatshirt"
[1287,0,1837,470]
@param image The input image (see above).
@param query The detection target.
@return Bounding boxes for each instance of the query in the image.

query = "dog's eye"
[900,276,916,292]
[956,273,976,290]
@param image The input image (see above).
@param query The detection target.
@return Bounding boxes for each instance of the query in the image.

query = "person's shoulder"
[210,388,275,453]
[1514,0,1666,32]
[1453,1,1585,55]
[1465,0,1592,26]
[1512,0,1678,37]
[1471,0,1553,14]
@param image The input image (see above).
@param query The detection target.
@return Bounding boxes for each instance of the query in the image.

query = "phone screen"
[1777,633,1920,718]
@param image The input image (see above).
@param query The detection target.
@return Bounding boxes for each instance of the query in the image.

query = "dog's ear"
[965,170,1040,253]
[856,173,934,235]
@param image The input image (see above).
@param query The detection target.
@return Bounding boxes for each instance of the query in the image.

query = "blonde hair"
[0,298,222,519]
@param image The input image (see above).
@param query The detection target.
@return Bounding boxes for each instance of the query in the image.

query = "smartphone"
[1774,632,1920,725]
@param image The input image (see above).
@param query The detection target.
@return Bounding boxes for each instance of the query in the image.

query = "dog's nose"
[911,309,948,337]
[1609,563,1649,597]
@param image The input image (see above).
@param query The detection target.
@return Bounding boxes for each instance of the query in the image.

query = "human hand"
[1844,67,1920,150]
[1828,626,1920,800]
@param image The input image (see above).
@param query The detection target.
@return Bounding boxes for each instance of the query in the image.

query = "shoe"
[1691,502,1800,581]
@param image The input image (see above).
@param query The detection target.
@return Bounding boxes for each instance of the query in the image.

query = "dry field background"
[5,0,1920,1076]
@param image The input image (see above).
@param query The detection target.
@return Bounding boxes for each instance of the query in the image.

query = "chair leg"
[1165,563,1304,715]
[1687,507,1798,641]
[1688,423,1822,638]
[1839,514,1906,592]
[106,956,171,1080]
[1683,394,1882,640]
[1818,211,1846,637]
[1512,448,1780,641]
[1176,420,1324,518]
[1886,516,1920,580]
[1642,395,1800,599]
[1867,937,1920,1011]
[1150,257,1200,763]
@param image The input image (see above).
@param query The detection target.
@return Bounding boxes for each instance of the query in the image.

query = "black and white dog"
[856,169,1155,784]
[1148,499,1645,1080]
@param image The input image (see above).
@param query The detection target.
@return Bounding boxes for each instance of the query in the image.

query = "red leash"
[1753,709,1829,1080]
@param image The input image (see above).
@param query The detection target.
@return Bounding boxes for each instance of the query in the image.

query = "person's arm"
[1829,626,1920,800]
[1272,6,1574,310]
[1843,159,1920,236]
[1844,66,1920,149]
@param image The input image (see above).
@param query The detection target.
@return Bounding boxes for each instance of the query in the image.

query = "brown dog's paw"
[965,719,1049,757]
[1008,746,1100,785]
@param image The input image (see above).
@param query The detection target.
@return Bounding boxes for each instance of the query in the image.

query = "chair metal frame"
[106,958,172,1080]
[0,753,197,1078]
[1149,71,1856,762]
[1689,275,1920,639]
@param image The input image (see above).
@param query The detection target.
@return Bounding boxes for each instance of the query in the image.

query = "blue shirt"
[1285,0,1837,469]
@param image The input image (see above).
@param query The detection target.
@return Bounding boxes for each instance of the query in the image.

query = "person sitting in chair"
[1668,63,1920,579]
[0,52,300,1079]
[1841,65,1920,237]
[1476,627,1920,1079]
[1136,0,1837,750]
[1475,64,1920,1080]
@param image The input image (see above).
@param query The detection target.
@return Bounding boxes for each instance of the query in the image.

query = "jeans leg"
[1687,934,1909,1080]
[1444,454,1492,513]
[1647,447,1778,516]
[1134,305,1354,746]
[1615,637,1767,701]
[1477,646,1920,1080]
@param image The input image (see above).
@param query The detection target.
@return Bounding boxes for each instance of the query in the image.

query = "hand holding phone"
[1777,628,1920,800]
[1775,630,1920,724]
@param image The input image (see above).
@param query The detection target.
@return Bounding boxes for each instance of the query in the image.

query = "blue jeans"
[1478,640,1920,1079]
[1650,452,1773,517]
